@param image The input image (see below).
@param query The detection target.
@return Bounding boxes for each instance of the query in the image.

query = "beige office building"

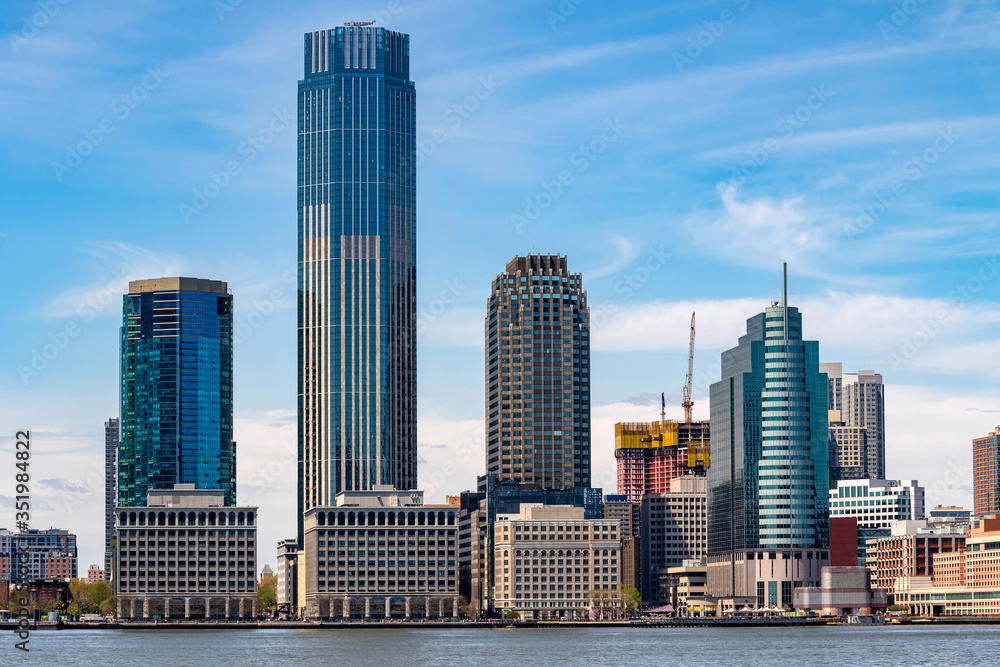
[492,505,621,619]
[302,487,460,619]
[114,485,258,619]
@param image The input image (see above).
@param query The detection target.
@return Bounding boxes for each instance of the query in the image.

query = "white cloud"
[37,242,188,320]
[417,414,485,503]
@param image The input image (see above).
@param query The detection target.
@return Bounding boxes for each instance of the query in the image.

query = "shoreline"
[10,617,1000,631]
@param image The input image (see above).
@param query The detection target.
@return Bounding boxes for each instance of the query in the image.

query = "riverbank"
[8,616,999,631]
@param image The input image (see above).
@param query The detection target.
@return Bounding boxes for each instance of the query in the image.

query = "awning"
[649,605,674,613]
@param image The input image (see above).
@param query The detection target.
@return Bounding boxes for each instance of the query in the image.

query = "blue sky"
[1,0,998,571]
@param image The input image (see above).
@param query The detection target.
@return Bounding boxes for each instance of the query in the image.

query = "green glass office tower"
[707,266,829,598]
[119,278,235,508]
[297,24,417,545]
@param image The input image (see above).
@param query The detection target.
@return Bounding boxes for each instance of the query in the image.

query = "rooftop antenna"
[660,392,666,425]
[782,262,788,340]
[782,262,788,308]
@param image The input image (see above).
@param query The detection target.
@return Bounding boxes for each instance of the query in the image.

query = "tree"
[621,587,641,614]
[257,575,277,614]
[503,610,520,620]
[92,581,112,608]
[101,595,119,618]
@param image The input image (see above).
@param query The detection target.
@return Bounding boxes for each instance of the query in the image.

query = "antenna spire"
[782,262,787,308]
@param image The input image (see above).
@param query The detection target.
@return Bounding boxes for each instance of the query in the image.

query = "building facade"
[485,255,591,490]
[615,419,709,503]
[640,476,708,605]
[793,567,887,616]
[276,539,298,609]
[865,521,965,595]
[0,528,78,581]
[707,267,830,598]
[820,364,885,481]
[894,515,1000,616]
[302,488,459,619]
[87,565,106,584]
[114,485,258,619]
[604,496,640,594]
[461,476,604,616]
[297,26,418,555]
[829,479,924,529]
[119,278,235,508]
[974,427,1000,516]
[492,505,620,619]
[105,417,119,582]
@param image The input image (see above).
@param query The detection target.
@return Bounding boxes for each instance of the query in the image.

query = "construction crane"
[682,311,695,423]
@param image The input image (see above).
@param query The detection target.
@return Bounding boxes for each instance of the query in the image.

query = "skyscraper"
[104,417,119,581]
[485,254,590,489]
[707,265,830,600]
[820,363,885,481]
[119,278,235,508]
[974,426,1000,516]
[297,24,417,546]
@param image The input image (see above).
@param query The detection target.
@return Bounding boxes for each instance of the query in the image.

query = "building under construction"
[615,419,710,503]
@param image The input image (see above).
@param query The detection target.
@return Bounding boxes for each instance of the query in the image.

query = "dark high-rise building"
[104,417,119,580]
[485,255,590,490]
[706,266,830,599]
[297,24,417,547]
[119,278,235,508]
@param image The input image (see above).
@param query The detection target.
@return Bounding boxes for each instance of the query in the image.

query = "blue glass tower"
[297,24,417,545]
[119,278,235,507]
[708,265,829,556]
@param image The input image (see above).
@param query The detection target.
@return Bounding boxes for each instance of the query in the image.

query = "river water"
[11,626,1000,665]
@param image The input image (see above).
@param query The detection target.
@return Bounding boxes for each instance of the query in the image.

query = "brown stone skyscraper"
[485,255,590,489]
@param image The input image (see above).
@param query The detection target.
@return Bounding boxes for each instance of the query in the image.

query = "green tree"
[503,610,520,620]
[257,575,277,612]
[92,581,112,607]
[622,587,641,614]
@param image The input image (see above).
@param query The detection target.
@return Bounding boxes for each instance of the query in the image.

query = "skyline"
[1,0,998,573]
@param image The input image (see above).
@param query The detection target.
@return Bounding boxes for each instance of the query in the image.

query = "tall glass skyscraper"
[707,266,829,599]
[485,255,591,490]
[119,278,235,508]
[297,24,417,544]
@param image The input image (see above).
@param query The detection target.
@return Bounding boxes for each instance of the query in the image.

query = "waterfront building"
[828,479,924,529]
[485,254,591,490]
[276,539,298,609]
[297,25,418,556]
[893,514,1000,616]
[492,505,620,620]
[302,487,459,620]
[793,567,888,616]
[864,520,965,595]
[119,278,235,507]
[460,476,603,616]
[87,565,106,584]
[640,476,708,605]
[0,528,78,581]
[707,266,830,599]
[114,485,257,619]
[659,558,707,613]
[615,419,709,503]
[105,417,119,582]
[820,365,885,481]
[974,427,1000,516]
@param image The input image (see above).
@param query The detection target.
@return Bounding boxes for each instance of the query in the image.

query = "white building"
[493,505,621,619]
[829,479,924,529]
[821,364,886,480]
